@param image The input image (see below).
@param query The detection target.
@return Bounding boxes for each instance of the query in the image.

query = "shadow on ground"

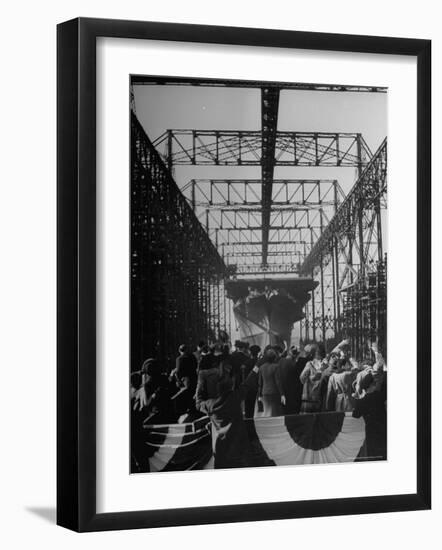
[26,507,56,524]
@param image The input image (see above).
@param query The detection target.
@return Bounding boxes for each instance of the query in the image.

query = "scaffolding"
[131,113,228,371]
[299,140,387,358]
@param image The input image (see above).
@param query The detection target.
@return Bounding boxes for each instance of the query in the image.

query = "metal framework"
[131,112,228,370]
[132,76,387,93]
[154,130,372,168]
[131,79,387,361]
[156,128,371,266]
[299,140,387,357]
[182,178,342,207]
[181,179,344,269]
[261,87,280,263]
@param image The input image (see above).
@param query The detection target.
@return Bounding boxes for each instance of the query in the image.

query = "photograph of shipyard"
[130,77,387,473]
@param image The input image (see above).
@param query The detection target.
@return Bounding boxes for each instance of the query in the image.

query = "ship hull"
[225,278,318,348]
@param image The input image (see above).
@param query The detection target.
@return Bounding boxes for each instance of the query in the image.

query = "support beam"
[156,130,372,167]
[182,178,343,209]
[261,87,280,265]
[132,76,387,93]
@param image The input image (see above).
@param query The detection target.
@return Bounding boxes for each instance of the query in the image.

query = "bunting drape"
[134,412,368,473]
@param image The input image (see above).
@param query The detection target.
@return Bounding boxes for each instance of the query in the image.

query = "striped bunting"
[137,412,366,472]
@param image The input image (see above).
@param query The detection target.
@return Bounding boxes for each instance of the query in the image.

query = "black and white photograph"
[130,77,388,473]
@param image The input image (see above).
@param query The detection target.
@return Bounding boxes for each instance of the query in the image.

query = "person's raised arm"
[331,338,350,355]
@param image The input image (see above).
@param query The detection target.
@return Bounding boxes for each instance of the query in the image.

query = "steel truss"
[182,178,342,207]
[156,128,370,267]
[131,112,228,370]
[299,140,387,358]
[154,130,372,168]
[182,179,343,270]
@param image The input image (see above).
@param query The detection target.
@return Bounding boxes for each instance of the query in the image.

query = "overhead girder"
[203,207,328,231]
[225,250,304,258]
[182,179,343,208]
[184,179,343,220]
[132,76,387,93]
[212,227,321,245]
[154,130,372,168]
[223,240,308,248]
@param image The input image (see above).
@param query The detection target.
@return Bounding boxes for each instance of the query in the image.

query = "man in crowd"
[170,344,198,416]
[278,345,304,415]
[195,343,231,409]
[197,359,259,468]
[197,344,213,372]
[193,340,206,366]
[230,340,253,389]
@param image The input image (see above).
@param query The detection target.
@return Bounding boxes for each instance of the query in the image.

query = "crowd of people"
[131,337,387,466]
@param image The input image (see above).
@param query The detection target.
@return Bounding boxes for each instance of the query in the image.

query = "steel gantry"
[155,126,371,267]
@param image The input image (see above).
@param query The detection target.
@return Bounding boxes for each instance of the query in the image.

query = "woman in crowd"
[325,358,357,412]
[257,348,285,417]
[318,351,340,411]
[299,344,323,413]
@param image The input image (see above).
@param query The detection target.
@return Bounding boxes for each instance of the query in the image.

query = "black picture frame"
[57,17,431,532]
